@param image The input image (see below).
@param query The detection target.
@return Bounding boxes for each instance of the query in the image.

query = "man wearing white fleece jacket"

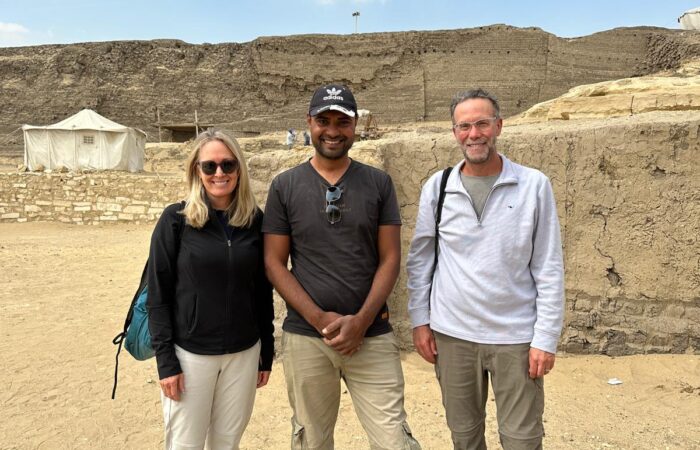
[406,88,564,450]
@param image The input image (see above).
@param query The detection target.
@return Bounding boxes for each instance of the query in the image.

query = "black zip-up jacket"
[146,202,274,380]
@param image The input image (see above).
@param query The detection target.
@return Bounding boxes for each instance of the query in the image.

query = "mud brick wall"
[2,26,696,141]
[502,116,699,356]
[382,112,700,355]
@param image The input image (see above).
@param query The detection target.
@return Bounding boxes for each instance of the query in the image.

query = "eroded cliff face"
[1,25,692,140]
[497,114,699,355]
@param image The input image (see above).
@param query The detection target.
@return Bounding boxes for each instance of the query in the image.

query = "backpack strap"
[111,202,186,399]
[110,262,148,399]
[433,167,453,270]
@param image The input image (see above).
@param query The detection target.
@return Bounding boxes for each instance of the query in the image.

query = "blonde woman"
[147,129,273,449]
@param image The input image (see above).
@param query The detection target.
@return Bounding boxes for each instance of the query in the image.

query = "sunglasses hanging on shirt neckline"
[326,186,342,225]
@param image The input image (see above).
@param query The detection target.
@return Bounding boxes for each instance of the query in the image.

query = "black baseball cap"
[308,84,357,118]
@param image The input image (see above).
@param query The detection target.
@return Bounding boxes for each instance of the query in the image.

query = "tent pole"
[22,128,28,169]
[195,110,199,137]
[157,107,162,143]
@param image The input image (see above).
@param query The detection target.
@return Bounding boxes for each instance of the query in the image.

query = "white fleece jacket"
[406,154,565,353]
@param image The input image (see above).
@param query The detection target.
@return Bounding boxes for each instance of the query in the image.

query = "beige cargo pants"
[282,332,421,450]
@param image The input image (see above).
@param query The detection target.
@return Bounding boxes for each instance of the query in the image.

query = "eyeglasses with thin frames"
[326,186,342,224]
[452,117,498,133]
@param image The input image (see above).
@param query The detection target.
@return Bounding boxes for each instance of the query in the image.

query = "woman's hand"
[257,371,271,388]
[159,373,185,401]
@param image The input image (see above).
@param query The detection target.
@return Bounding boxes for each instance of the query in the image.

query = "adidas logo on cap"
[309,84,357,118]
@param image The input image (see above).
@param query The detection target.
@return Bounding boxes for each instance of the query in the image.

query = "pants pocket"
[291,418,306,450]
[402,422,422,450]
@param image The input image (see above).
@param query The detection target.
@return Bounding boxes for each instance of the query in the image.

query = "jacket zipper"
[466,181,517,226]
[226,235,233,348]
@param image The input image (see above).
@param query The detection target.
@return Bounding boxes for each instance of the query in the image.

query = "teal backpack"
[111,203,185,399]
[111,263,151,399]
[125,277,153,361]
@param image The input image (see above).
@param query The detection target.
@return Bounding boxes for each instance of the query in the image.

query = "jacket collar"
[445,153,519,193]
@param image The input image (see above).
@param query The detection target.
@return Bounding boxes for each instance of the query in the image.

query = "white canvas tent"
[679,7,700,30]
[22,109,146,172]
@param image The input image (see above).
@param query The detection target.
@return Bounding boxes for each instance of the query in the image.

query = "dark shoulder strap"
[433,167,453,269]
[176,200,186,243]
[122,201,185,331]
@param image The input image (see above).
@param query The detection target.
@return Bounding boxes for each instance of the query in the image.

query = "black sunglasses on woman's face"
[198,159,239,175]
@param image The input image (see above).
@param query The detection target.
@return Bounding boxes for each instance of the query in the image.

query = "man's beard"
[313,138,353,160]
[461,138,497,165]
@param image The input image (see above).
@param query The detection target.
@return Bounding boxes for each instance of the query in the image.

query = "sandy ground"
[1,222,699,450]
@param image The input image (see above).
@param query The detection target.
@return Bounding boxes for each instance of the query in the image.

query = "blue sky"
[0,0,697,47]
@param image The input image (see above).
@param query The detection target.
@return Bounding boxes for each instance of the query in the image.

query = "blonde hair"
[182,128,257,229]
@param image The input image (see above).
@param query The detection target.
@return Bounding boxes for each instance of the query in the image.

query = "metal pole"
[195,110,199,137]
[352,11,360,34]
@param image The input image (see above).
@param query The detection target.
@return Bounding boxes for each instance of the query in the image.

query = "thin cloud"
[0,22,30,47]
[0,23,29,34]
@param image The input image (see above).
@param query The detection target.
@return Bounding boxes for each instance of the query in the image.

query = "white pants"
[161,342,260,450]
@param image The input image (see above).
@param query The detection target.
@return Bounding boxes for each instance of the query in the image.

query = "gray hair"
[450,88,500,123]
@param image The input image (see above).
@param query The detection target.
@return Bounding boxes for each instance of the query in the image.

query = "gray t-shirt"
[262,159,402,337]
[460,172,499,220]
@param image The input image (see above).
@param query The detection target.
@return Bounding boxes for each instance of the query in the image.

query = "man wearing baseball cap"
[263,84,420,449]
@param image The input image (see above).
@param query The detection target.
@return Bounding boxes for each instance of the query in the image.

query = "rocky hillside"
[510,58,700,123]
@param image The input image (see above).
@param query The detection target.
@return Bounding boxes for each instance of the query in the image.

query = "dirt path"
[1,222,698,449]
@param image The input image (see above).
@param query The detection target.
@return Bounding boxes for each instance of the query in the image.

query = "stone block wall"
[0,172,185,224]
